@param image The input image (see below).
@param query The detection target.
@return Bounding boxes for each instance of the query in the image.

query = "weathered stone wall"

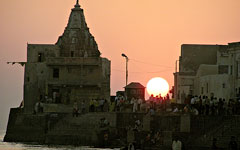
[24,62,49,113]
[27,44,60,62]
[4,108,47,143]
[24,52,110,113]
[180,44,219,73]
[5,109,237,148]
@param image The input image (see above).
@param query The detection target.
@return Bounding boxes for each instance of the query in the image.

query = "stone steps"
[45,113,117,146]
[191,116,240,147]
[48,112,116,133]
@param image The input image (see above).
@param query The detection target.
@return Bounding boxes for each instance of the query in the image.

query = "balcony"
[46,57,101,66]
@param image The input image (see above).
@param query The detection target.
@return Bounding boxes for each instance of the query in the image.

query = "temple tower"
[24,1,111,113]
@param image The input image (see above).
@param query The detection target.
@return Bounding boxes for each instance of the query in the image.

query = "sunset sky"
[1,0,240,129]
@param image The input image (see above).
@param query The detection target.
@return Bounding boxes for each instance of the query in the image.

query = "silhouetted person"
[72,100,79,117]
[172,136,182,150]
[205,96,210,115]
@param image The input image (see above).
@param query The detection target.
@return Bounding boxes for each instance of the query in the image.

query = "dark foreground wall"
[4,108,47,143]
[4,108,183,147]
[5,108,237,148]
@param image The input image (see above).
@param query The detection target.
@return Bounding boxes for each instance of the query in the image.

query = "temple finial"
[75,0,80,7]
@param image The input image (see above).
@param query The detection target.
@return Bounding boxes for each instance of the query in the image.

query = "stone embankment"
[4,108,240,149]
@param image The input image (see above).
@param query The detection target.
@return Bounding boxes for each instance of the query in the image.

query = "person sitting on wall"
[205,96,210,115]
[93,99,99,112]
[120,96,126,112]
[133,97,138,113]
[172,106,179,113]
[128,142,135,150]
[72,100,79,117]
[172,136,182,150]
[109,100,115,112]
[192,107,199,115]
[34,101,40,114]
[116,96,121,112]
[153,131,161,146]
[134,119,141,132]
[99,117,109,128]
[183,105,190,113]
[99,98,105,112]
[137,97,143,111]
[103,118,110,127]
[103,99,109,112]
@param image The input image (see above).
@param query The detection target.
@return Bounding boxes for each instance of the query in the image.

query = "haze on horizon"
[1,0,240,130]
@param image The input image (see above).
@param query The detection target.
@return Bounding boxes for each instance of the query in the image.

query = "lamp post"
[122,53,129,87]
[175,60,179,103]
[175,60,179,73]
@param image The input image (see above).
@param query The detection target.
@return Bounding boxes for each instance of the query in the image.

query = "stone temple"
[24,1,111,113]
[4,2,240,148]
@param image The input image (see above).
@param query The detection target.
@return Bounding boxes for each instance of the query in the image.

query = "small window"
[71,51,74,57]
[38,53,43,62]
[222,83,225,88]
[53,68,59,78]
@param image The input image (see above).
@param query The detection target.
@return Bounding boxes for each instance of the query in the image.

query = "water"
[0,130,119,150]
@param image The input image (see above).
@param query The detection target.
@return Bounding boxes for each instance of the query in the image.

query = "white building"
[174,42,240,103]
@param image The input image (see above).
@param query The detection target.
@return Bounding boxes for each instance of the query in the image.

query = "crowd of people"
[32,92,240,118]
[69,94,240,117]
[179,95,240,116]
[31,93,240,149]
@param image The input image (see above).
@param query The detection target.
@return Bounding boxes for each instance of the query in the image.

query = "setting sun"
[146,77,169,97]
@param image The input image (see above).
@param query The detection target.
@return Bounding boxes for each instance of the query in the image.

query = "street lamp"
[175,60,179,73]
[122,53,129,87]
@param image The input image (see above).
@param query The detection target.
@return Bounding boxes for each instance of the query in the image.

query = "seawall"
[4,107,239,149]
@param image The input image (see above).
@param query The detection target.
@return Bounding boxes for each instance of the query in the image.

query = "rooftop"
[124,82,145,89]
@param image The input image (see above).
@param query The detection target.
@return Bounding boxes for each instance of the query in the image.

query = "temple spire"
[75,0,80,7]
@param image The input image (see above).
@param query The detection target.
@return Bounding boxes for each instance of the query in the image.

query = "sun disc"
[146,77,169,97]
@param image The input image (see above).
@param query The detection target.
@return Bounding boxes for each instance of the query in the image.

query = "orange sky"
[1,0,240,129]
